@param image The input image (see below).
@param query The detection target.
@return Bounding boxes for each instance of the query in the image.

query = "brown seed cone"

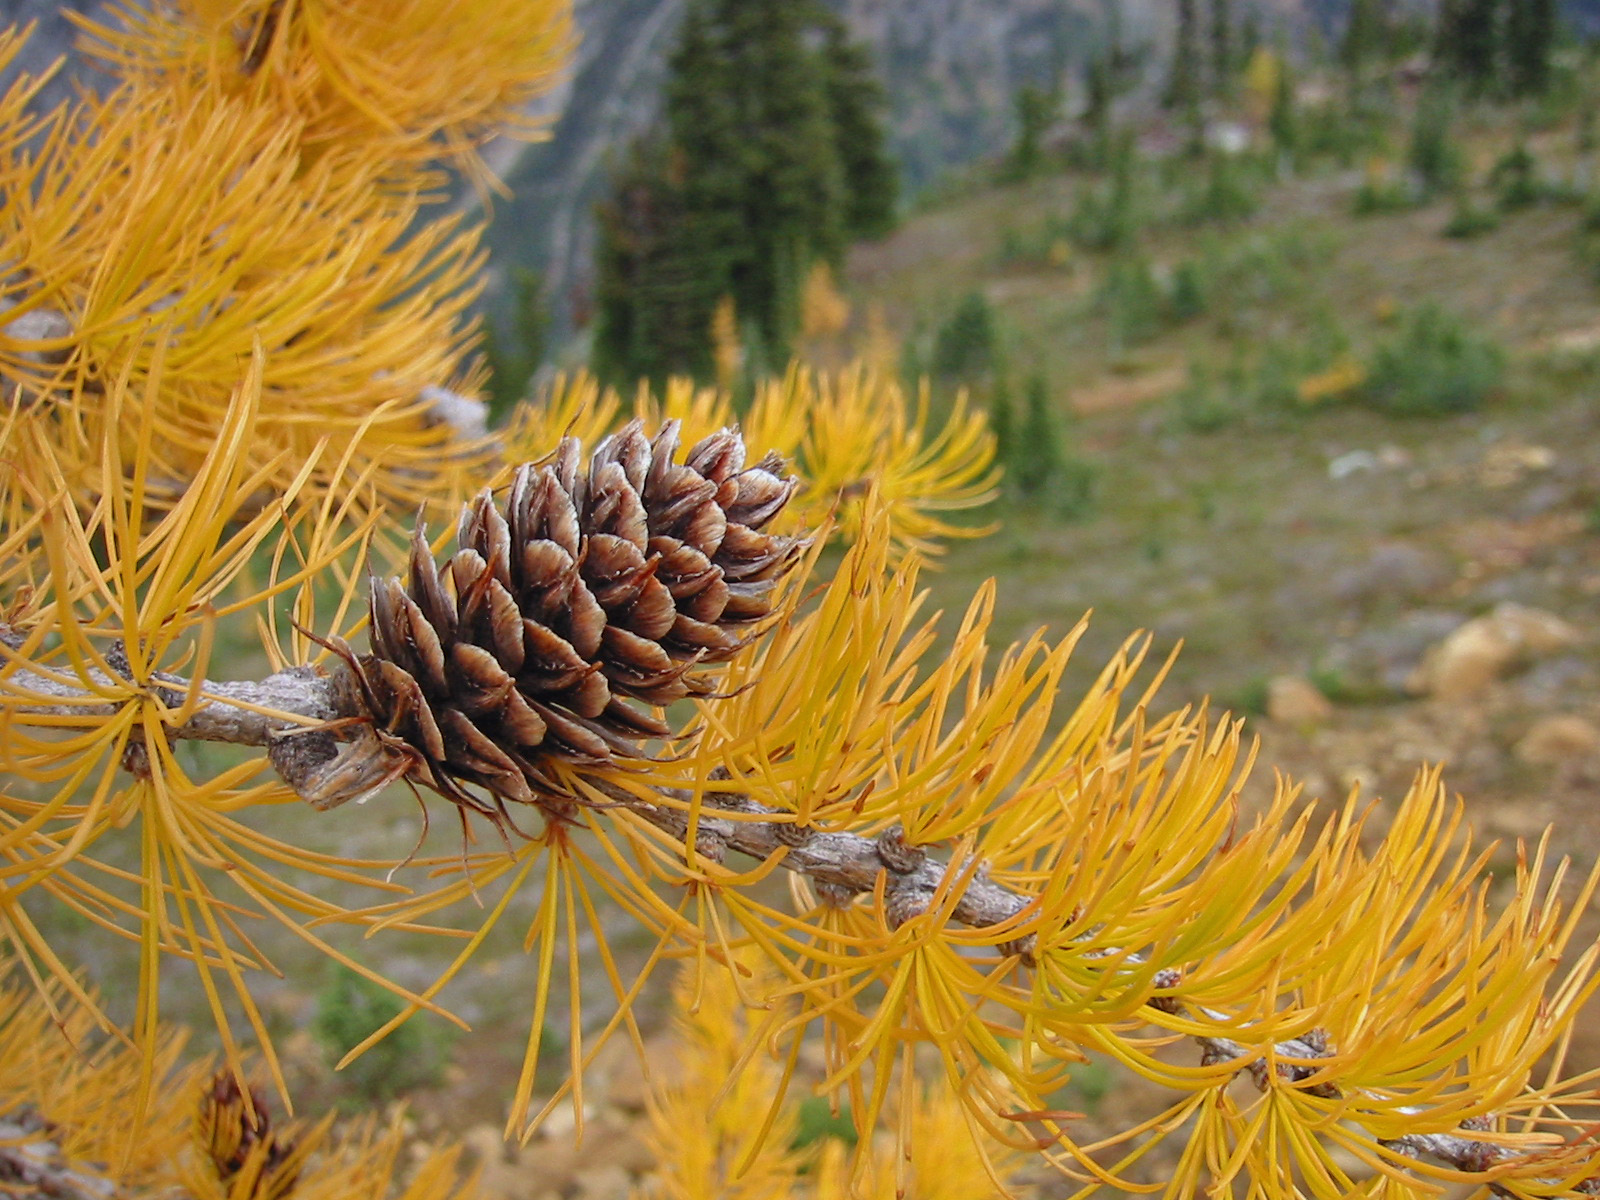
[197,1073,300,1200]
[348,420,799,815]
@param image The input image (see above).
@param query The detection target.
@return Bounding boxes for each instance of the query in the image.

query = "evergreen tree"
[591,0,896,386]
[677,0,844,357]
[816,7,898,240]
[1239,9,1262,67]
[1006,82,1056,180]
[1435,0,1502,94]
[1341,0,1390,77]
[1269,47,1299,158]
[1209,0,1234,97]
[591,136,719,387]
[1408,83,1462,199]
[932,291,1000,382]
[989,374,1016,469]
[483,266,549,422]
[1014,374,1065,496]
[1506,0,1558,97]
[1167,0,1203,112]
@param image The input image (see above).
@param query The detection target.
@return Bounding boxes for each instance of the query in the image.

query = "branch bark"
[0,626,1585,1191]
[0,1111,126,1200]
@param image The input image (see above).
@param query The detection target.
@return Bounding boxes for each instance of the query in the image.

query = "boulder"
[1413,603,1581,701]
[1514,715,1600,765]
[1266,676,1333,725]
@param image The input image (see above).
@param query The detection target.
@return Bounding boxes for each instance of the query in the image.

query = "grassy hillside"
[842,73,1600,867]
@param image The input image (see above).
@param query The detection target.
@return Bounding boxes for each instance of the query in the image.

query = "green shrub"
[1352,172,1419,215]
[1407,86,1463,200]
[1006,375,1096,520]
[932,291,1001,381]
[791,1096,858,1149]
[1299,99,1389,165]
[1170,363,1248,432]
[314,964,452,1103]
[1179,153,1261,226]
[1255,314,1353,412]
[1097,255,1166,347]
[1068,139,1140,252]
[1442,193,1501,238]
[1490,143,1545,211]
[1167,259,1208,322]
[1361,304,1505,416]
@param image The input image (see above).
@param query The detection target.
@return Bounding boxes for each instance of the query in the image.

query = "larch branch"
[0,627,1584,1191]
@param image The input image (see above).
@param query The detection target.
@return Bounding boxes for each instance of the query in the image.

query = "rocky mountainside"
[481,0,1156,333]
[7,0,1600,334]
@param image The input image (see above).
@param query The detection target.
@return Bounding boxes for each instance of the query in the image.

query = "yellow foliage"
[0,0,574,523]
[760,364,999,556]
[0,966,482,1200]
[1243,46,1282,121]
[501,362,998,560]
[0,0,565,1101]
[860,302,899,377]
[79,0,573,185]
[710,294,743,393]
[633,954,1032,1200]
[800,262,852,344]
[1296,356,1368,406]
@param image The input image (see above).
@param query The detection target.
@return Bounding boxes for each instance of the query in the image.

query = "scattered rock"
[462,1124,526,1200]
[1515,716,1600,765]
[1415,621,1517,700]
[1331,541,1451,606]
[1326,444,1412,480]
[1479,441,1555,489]
[1266,676,1333,725]
[1412,603,1582,701]
[1319,610,1467,699]
[1492,602,1582,656]
[572,1164,632,1200]
[1328,449,1379,480]
[539,1099,583,1141]
[1484,800,1556,841]
[602,1034,678,1113]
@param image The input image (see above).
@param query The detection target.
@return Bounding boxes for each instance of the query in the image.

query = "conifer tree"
[1209,0,1235,97]
[1436,0,1502,93]
[590,135,719,387]
[591,0,895,388]
[1005,81,1056,180]
[1506,0,1559,97]
[1167,0,1203,111]
[816,6,898,241]
[483,267,549,422]
[1342,0,1390,78]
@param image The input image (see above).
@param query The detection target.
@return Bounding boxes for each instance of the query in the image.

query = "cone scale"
[347,420,799,817]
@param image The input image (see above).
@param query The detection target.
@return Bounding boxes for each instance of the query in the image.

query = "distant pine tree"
[1166,0,1205,154]
[591,0,896,386]
[591,137,718,387]
[1015,375,1065,497]
[1167,0,1202,112]
[483,266,549,422]
[932,292,1000,382]
[1209,0,1235,96]
[1436,0,1502,93]
[989,374,1016,470]
[1005,82,1056,180]
[1506,0,1558,96]
[816,7,898,240]
[1341,0,1390,76]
